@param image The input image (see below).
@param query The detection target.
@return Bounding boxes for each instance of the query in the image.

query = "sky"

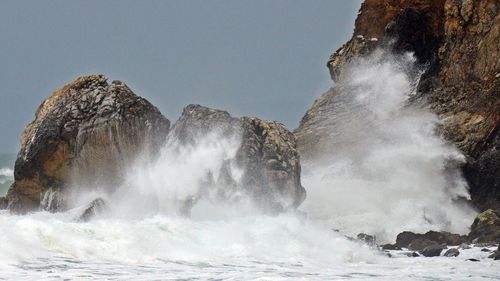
[0,0,361,153]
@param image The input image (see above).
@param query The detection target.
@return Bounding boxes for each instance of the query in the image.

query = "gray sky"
[0,0,361,153]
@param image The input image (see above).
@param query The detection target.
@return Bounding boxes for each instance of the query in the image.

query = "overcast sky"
[0,0,361,153]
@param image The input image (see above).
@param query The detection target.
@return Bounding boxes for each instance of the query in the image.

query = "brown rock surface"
[170,104,306,212]
[4,75,170,213]
[295,0,499,210]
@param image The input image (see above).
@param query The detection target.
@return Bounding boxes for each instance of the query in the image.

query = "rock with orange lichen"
[4,75,170,213]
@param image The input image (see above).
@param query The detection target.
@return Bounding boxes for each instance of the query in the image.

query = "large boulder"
[169,104,306,213]
[295,0,500,210]
[4,75,170,213]
[468,209,500,243]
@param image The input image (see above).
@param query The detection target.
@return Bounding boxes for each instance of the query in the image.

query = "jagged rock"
[468,209,500,243]
[420,244,446,257]
[169,104,306,213]
[295,0,500,211]
[444,248,460,257]
[5,75,170,213]
[78,198,107,222]
[357,233,377,246]
[0,197,7,209]
[409,239,439,251]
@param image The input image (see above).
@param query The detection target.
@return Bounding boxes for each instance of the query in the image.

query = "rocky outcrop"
[4,75,170,213]
[295,0,499,210]
[468,209,500,242]
[170,104,306,213]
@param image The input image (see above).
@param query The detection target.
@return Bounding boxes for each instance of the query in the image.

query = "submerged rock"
[5,75,170,213]
[169,104,306,213]
[381,244,401,251]
[78,198,107,222]
[468,209,500,243]
[444,248,460,257]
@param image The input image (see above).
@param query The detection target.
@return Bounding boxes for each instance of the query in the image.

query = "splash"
[301,50,476,242]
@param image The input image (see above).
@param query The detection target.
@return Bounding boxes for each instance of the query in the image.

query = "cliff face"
[295,0,499,210]
[5,75,170,213]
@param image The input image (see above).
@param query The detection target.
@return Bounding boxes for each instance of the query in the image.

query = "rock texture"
[170,104,306,213]
[4,75,170,213]
[295,0,499,210]
[468,209,500,242]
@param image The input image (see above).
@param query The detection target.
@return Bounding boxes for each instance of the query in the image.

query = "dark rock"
[78,198,107,222]
[357,233,376,246]
[467,258,480,262]
[168,104,306,213]
[468,209,500,243]
[381,244,401,251]
[0,197,7,209]
[404,252,420,257]
[481,248,491,252]
[396,230,465,249]
[444,248,460,257]
[489,245,500,260]
[396,231,421,248]
[408,239,439,251]
[5,75,170,213]
[419,244,446,257]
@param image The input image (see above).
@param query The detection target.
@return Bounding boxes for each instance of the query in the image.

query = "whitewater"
[0,52,498,280]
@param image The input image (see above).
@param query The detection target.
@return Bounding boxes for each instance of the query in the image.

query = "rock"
[408,239,439,251]
[381,244,401,250]
[420,244,446,257]
[168,104,306,213]
[489,245,500,260]
[0,197,7,209]
[468,209,500,243]
[396,231,466,249]
[396,231,421,248]
[467,258,480,262]
[481,248,491,252]
[444,248,460,257]
[357,233,376,246]
[295,0,500,211]
[78,198,107,222]
[5,75,170,213]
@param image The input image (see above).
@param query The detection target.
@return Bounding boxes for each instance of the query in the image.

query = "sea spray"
[301,50,476,242]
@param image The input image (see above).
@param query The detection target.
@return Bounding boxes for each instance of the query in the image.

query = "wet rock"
[488,245,500,260]
[296,0,500,211]
[357,233,376,246]
[459,243,471,249]
[5,75,170,213]
[78,198,107,222]
[444,248,460,257]
[381,244,401,251]
[0,197,7,209]
[468,209,500,243]
[420,244,446,257]
[396,231,421,248]
[408,239,439,251]
[396,230,465,249]
[481,248,491,252]
[467,258,480,262]
[169,104,305,213]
